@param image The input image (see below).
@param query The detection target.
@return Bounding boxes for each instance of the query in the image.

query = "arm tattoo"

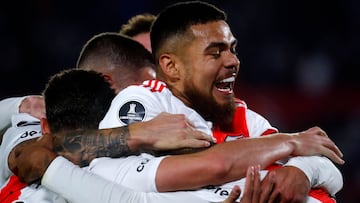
[53,127,138,167]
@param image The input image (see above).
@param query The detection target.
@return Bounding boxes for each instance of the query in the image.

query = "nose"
[224,52,240,72]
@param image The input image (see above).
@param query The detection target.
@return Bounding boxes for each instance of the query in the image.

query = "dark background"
[0,0,359,202]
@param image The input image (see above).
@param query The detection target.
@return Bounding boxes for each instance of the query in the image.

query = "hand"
[19,96,45,119]
[223,185,241,203]
[223,165,269,203]
[129,112,214,151]
[289,126,344,164]
[260,166,310,203]
[12,134,57,184]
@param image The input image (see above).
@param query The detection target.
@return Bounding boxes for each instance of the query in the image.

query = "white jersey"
[0,97,27,135]
[88,153,165,192]
[96,79,341,201]
[99,80,212,136]
[43,157,211,203]
[0,113,42,187]
[0,113,66,203]
[74,154,320,203]
[1,175,67,203]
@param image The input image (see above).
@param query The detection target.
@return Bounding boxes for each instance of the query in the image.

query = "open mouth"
[215,76,235,94]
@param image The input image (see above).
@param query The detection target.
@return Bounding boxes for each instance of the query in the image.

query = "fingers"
[319,136,343,157]
[252,165,261,203]
[177,138,212,148]
[223,185,241,203]
[305,126,328,137]
[260,170,276,203]
[310,127,344,159]
[298,126,345,164]
[239,165,262,203]
[319,146,345,165]
[189,129,216,143]
[315,135,344,164]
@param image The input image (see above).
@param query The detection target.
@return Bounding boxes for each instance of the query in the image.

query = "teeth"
[217,88,233,93]
[220,76,235,83]
[216,76,235,93]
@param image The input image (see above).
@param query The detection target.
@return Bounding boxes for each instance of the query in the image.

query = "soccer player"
[13,69,339,203]
[14,8,339,203]
[3,68,257,203]
[99,1,344,202]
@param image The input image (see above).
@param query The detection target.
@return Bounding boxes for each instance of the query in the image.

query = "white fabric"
[45,157,323,203]
[284,156,343,196]
[0,113,66,203]
[246,108,277,138]
[0,97,27,135]
[1,177,67,203]
[43,157,209,203]
[97,79,342,200]
[99,80,212,137]
[0,113,42,187]
[245,108,343,195]
[88,153,165,192]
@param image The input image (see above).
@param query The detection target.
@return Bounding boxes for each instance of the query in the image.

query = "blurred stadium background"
[0,0,359,202]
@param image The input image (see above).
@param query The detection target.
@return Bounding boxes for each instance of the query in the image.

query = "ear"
[102,73,119,93]
[158,53,181,80]
[102,74,114,85]
[40,117,51,134]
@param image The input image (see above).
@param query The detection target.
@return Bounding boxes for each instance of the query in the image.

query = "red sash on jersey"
[212,99,335,203]
[0,175,27,203]
[213,99,277,142]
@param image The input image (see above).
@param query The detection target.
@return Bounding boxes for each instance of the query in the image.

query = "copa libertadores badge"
[118,101,146,124]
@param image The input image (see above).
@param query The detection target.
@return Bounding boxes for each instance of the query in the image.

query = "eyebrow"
[204,39,238,52]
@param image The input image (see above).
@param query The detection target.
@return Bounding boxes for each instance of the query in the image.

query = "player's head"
[77,32,155,94]
[151,1,227,65]
[42,69,115,133]
[151,1,240,125]
[120,13,156,52]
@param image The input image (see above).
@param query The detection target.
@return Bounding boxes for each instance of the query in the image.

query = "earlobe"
[40,117,50,134]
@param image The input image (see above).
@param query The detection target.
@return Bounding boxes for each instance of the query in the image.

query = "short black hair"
[77,32,154,72]
[43,69,115,133]
[150,1,227,62]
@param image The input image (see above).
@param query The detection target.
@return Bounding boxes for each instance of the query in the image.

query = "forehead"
[189,21,235,47]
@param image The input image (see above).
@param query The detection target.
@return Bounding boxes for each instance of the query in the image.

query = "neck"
[167,83,193,107]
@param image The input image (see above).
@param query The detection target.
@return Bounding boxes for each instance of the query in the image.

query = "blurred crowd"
[0,0,358,202]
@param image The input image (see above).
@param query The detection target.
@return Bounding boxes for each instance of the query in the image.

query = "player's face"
[180,21,240,122]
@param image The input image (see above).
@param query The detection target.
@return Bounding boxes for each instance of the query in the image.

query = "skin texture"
[12,125,343,192]
[155,18,344,201]
[159,21,240,128]
[12,20,344,202]
[178,21,239,107]
[223,165,270,203]
[19,96,45,120]
[155,126,343,192]
[8,112,214,181]
[132,32,152,52]
[8,11,344,202]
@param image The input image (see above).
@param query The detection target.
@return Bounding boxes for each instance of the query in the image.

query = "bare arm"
[53,128,133,167]
[155,127,344,192]
[53,112,213,166]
